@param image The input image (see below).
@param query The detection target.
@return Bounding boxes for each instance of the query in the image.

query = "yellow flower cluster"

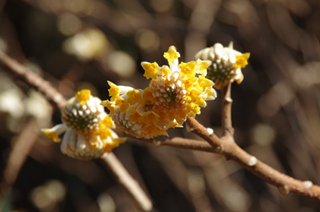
[42,90,125,160]
[103,46,217,139]
[195,43,250,89]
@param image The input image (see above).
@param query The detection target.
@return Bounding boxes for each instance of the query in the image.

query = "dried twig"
[0,49,154,211]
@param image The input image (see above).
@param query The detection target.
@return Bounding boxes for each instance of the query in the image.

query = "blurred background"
[1,0,320,211]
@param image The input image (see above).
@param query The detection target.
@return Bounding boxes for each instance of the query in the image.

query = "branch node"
[278,185,290,195]
[225,96,233,103]
[304,181,313,189]
[214,145,223,154]
[248,156,257,166]
[206,128,214,135]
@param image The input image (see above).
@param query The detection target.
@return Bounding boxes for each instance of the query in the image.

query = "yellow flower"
[195,42,250,89]
[41,124,67,143]
[104,46,216,139]
[236,53,250,69]
[142,62,159,79]
[163,46,180,63]
[148,46,216,116]
[76,90,91,105]
[127,90,142,105]
[179,62,196,78]
[108,81,120,101]
[42,90,126,160]
[104,82,168,139]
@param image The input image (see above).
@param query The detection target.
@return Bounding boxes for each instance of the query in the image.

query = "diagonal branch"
[0,50,66,108]
[186,117,320,200]
[101,153,153,211]
[0,49,153,211]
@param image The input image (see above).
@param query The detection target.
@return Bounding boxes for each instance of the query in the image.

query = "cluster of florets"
[42,90,125,160]
[42,43,250,155]
[195,43,250,89]
[103,46,217,139]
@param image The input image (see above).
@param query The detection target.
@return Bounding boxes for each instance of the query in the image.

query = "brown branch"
[101,153,153,211]
[186,91,320,200]
[3,119,39,189]
[0,50,66,108]
[0,0,6,12]
[0,49,153,211]
[222,134,320,200]
[221,83,234,137]
[130,137,214,153]
[186,117,223,153]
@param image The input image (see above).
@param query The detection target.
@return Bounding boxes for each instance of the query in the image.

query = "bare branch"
[0,49,66,108]
[221,83,234,137]
[101,153,153,211]
[131,137,214,153]
[0,49,154,211]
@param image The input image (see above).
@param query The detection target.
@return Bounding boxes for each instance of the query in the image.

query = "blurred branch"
[101,153,153,212]
[0,0,6,12]
[0,49,66,108]
[0,49,153,211]
[3,119,39,188]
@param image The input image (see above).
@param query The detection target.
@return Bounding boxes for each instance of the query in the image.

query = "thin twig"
[101,153,153,211]
[0,50,66,108]
[221,83,234,137]
[134,137,214,153]
[186,117,223,153]
[0,49,153,210]
[3,119,39,188]
[0,0,6,12]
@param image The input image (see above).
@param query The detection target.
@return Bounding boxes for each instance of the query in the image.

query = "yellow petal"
[102,100,115,113]
[195,59,211,76]
[141,111,159,124]
[160,66,171,77]
[41,124,67,143]
[198,75,214,88]
[101,115,114,128]
[142,62,159,79]
[42,129,61,142]
[127,89,141,105]
[163,46,180,63]
[115,97,129,113]
[108,81,120,100]
[142,87,154,103]
[76,90,91,104]
[179,61,196,77]
[183,77,197,90]
[98,128,112,140]
[235,53,250,69]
